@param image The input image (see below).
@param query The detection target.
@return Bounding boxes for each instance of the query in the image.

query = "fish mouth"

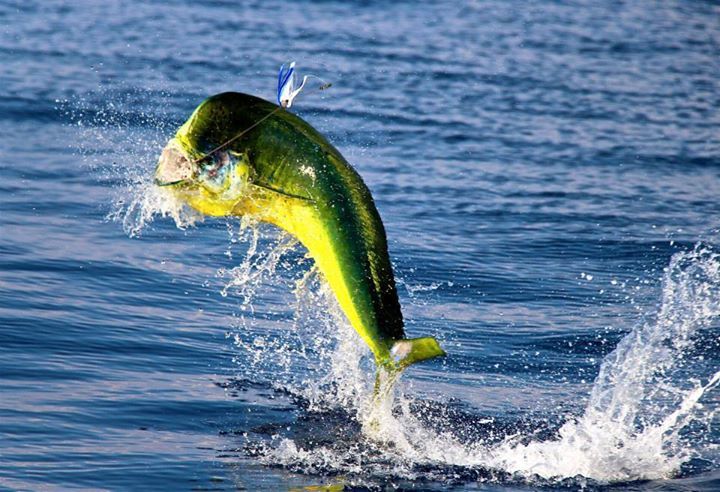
[154,139,197,187]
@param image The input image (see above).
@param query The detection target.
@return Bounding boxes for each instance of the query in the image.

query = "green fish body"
[155,92,445,373]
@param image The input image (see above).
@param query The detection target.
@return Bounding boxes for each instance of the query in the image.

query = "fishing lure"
[277,62,332,109]
[277,62,307,108]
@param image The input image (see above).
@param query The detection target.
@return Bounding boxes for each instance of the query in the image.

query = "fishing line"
[192,107,282,164]
[192,64,331,166]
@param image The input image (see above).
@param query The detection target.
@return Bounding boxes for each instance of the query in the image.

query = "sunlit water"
[1,0,719,490]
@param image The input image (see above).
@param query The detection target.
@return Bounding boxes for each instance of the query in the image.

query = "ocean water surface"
[1,0,720,490]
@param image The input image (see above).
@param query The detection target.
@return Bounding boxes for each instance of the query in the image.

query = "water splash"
[106,180,202,237]
[61,90,201,236]
[218,220,371,402]
[490,245,720,482]
[218,218,299,305]
[231,242,720,485]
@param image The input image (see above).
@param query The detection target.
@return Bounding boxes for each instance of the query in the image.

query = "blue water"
[2,0,720,490]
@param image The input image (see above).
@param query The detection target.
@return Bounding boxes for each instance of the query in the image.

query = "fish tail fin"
[371,337,446,402]
[390,336,446,371]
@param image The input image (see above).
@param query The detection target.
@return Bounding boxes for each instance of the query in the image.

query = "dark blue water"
[2,0,720,490]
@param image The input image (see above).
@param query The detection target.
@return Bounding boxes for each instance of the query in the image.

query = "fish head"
[154,138,254,216]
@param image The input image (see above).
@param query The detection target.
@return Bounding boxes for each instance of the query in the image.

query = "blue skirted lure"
[277,62,331,109]
[277,62,308,108]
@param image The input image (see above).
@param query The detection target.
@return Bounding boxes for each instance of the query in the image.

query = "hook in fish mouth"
[154,139,197,187]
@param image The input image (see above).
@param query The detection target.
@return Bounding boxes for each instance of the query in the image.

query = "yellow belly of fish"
[180,187,389,361]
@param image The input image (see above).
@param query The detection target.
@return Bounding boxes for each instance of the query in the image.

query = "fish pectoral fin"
[249,182,313,202]
[390,337,446,371]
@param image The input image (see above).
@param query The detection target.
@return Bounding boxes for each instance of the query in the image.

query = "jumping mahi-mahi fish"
[154,92,445,378]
